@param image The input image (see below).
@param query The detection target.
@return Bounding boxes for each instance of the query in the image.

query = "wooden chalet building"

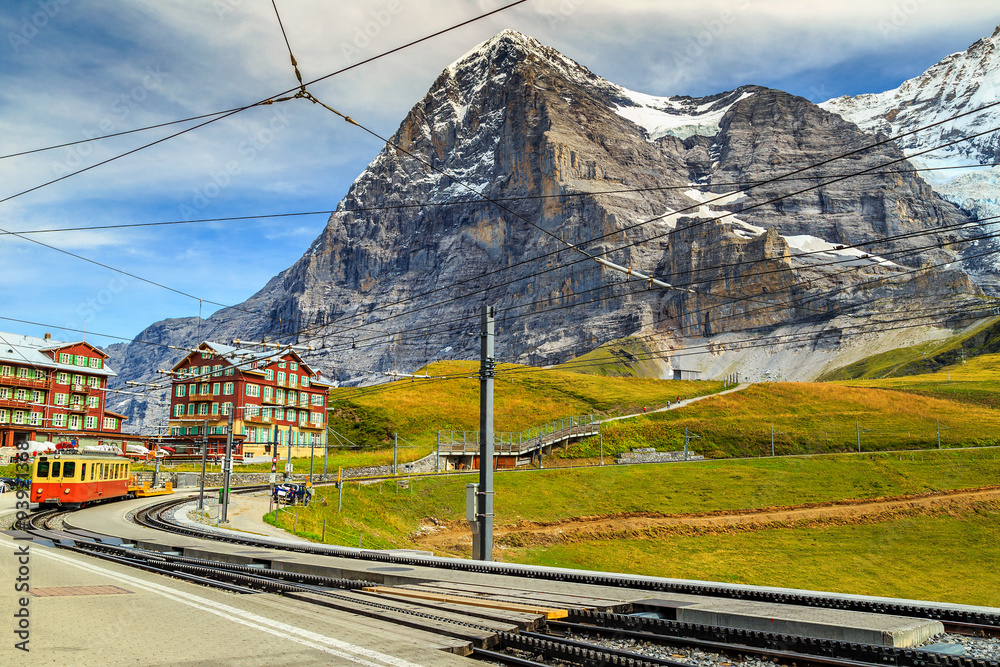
[164,342,332,460]
[0,331,130,449]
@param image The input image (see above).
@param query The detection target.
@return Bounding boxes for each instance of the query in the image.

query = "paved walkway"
[602,383,752,423]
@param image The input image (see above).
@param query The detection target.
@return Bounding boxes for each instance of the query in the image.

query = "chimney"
[44,333,51,340]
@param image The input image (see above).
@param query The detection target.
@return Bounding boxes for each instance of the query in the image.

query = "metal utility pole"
[770,424,775,457]
[477,304,495,562]
[856,422,861,453]
[220,411,234,523]
[600,432,604,466]
[393,433,398,475]
[197,420,208,510]
[936,419,941,449]
[323,436,328,479]
[285,429,293,482]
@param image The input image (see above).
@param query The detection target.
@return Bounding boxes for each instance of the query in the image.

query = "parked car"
[273,483,311,506]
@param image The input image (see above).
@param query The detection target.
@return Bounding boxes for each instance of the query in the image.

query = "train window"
[51,461,61,478]
[81,463,87,480]
[63,462,75,479]
[37,461,49,478]
[90,464,96,481]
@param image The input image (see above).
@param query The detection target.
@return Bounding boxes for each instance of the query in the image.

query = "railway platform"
[0,494,476,666]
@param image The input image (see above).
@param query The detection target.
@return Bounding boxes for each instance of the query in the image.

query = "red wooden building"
[163,342,332,460]
[0,331,129,450]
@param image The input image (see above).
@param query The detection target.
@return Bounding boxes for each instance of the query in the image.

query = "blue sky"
[0,0,997,348]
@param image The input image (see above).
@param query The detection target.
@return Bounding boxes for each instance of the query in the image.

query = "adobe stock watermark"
[339,0,404,63]
[213,0,244,19]
[672,0,751,69]
[60,274,135,335]
[75,275,134,324]
[8,0,71,55]
[877,0,929,40]
[544,0,587,30]
[178,106,292,220]
[12,442,32,653]
[50,66,168,177]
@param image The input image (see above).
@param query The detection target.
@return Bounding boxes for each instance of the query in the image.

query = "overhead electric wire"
[3,162,997,238]
[6,10,998,399]
[308,231,1000,367]
[0,1,531,334]
[5,27,993,346]
[0,0,529,170]
[282,111,1000,348]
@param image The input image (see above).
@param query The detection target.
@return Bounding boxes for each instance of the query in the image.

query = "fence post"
[600,432,604,466]
[771,424,775,457]
[856,422,861,453]
[322,518,326,542]
[936,419,941,449]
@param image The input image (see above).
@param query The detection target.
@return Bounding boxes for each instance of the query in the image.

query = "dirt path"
[602,382,751,424]
[413,486,1000,551]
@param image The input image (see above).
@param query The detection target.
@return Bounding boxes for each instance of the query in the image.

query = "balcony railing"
[0,376,47,388]
[244,413,273,424]
[187,390,215,400]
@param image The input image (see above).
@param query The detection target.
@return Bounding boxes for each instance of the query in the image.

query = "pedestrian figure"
[643,406,647,413]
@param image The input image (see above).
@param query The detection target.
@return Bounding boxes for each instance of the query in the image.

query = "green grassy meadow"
[517,507,1000,607]
[264,447,1000,604]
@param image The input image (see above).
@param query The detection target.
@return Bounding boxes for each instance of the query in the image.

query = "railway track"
[16,495,1000,667]
[130,491,1000,639]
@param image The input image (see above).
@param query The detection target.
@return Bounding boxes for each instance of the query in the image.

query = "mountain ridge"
[106,28,992,433]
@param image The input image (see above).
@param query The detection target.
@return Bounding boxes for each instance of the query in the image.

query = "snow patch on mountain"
[615,89,755,140]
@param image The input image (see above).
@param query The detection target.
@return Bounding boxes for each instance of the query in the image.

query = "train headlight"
[64,489,71,494]
[35,488,42,494]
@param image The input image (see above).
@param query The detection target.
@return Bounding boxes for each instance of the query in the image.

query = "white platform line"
[2,537,427,667]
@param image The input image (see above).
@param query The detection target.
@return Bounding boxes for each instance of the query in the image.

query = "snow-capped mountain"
[108,30,987,431]
[821,24,1000,272]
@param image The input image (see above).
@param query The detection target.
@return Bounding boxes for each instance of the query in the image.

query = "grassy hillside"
[567,381,1000,460]
[819,315,1000,381]
[558,336,667,378]
[326,360,723,450]
[834,352,1000,411]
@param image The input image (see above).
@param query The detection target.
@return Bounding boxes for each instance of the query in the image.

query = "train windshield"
[63,462,75,479]
[51,461,61,477]
[36,461,49,478]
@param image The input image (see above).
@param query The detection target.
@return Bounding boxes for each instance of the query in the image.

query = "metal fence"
[436,414,601,456]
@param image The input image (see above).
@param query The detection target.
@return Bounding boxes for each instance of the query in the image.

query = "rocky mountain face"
[821,24,1000,285]
[108,29,990,432]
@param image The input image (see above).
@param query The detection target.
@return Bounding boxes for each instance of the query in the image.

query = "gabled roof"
[39,340,110,359]
[0,332,117,377]
[170,341,322,379]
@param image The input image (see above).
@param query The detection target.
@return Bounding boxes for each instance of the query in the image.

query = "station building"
[164,341,332,460]
[0,331,130,449]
